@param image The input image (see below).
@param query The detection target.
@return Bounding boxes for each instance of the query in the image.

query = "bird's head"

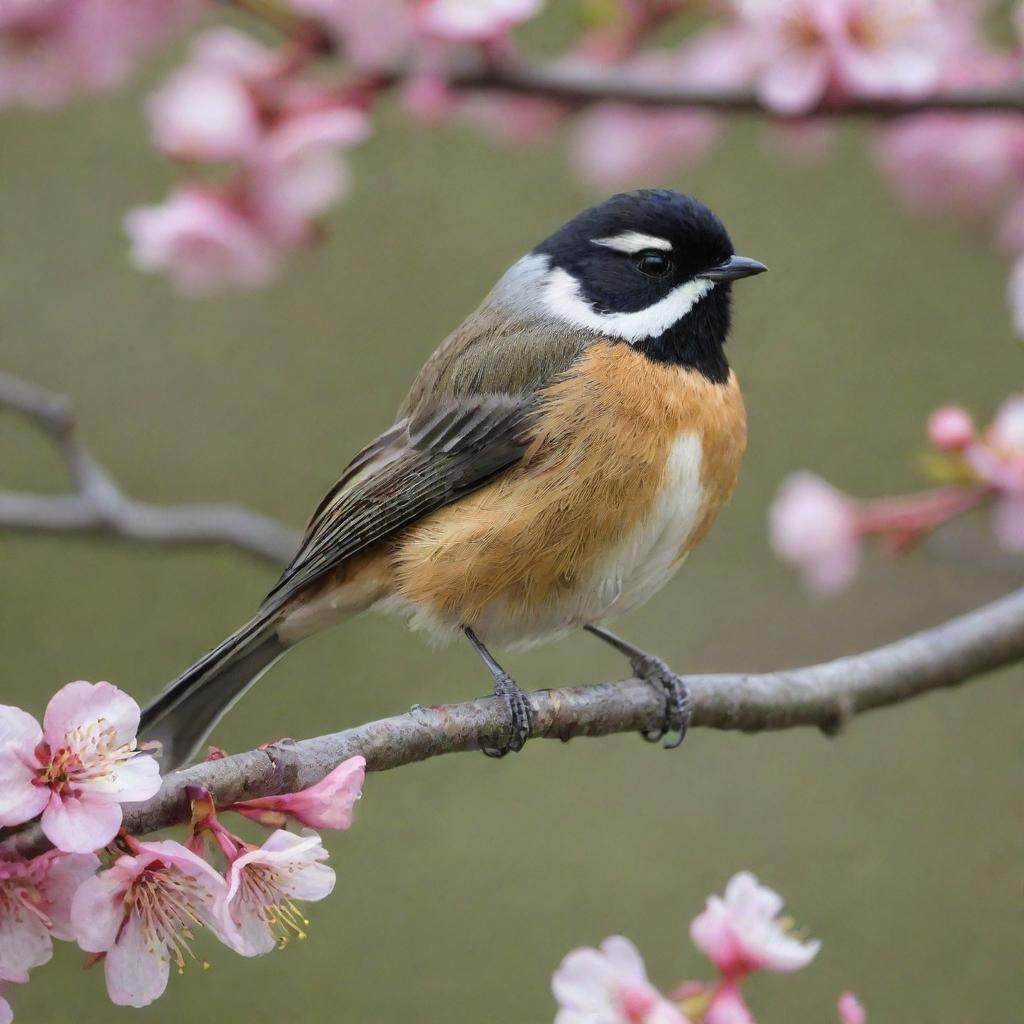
[493,189,766,383]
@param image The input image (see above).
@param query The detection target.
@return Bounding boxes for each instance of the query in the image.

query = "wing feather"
[260,393,532,611]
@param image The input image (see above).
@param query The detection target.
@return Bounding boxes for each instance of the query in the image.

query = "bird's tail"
[139,614,288,772]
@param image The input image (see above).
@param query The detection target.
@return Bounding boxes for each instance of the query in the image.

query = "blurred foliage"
[2,43,1022,1024]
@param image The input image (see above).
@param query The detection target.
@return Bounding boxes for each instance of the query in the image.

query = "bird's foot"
[463,625,534,758]
[584,625,689,749]
[482,670,534,759]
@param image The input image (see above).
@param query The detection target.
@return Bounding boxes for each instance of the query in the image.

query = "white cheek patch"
[592,231,672,254]
[541,267,715,344]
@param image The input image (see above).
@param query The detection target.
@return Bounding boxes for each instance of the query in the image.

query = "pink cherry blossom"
[571,30,753,188]
[188,26,280,78]
[552,935,689,1024]
[736,0,949,116]
[704,983,755,1024]
[0,985,10,1024]
[71,839,229,1007]
[0,0,200,109]
[573,102,718,189]
[220,830,335,956]
[962,396,1024,493]
[229,756,365,830]
[0,850,98,982]
[690,871,821,978]
[459,92,567,144]
[990,396,1024,455]
[250,106,371,245]
[125,188,279,297]
[146,27,282,163]
[291,0,414,70]
[878,47,1024,218]
[414,0,543,43]
[0,682,160,854]
[147,64,262,163]
[992,494,1024,551]
[970,396,1024,548]
[838,992,866,1024]
[769,472,861,593]
[570,57,716,188]
[928,405,975,451]
[880,114,1024,218]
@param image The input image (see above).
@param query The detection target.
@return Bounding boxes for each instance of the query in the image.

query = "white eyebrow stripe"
[541,268,714,344]
[592,232,673,254]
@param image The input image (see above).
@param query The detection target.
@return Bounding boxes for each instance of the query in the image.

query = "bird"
[140,189,765,770]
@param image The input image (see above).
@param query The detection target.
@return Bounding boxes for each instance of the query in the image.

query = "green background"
[2,17,1021,1024]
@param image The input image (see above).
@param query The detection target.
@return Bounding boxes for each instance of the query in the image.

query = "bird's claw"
[631,652,689,749]
[482,672,533,758]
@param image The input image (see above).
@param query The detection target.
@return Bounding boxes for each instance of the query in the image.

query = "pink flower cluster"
[552,871,859,1024]
[877,40,1024,334]
[769,395,1024,593]
[458,0,973,188]
[0,0,200,108]
[0,679,366,1020]
[126,28,371,296]
[123,0,549,295]
[733,0,953,116]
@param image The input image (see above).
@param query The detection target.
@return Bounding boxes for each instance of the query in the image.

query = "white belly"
[582,432,705,618]
[399,433,706,648]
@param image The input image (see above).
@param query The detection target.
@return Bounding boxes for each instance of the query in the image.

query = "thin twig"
[6,584,1023,858]
[0,372,300,565]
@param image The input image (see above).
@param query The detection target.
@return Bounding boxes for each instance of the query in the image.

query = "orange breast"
[388,341,747,643]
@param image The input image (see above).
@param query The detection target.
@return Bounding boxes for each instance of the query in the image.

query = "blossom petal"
[706,983,755,1024]
[70,864,130,953]
[246,830,335,901]
[838,992,866,1024]
[991,396,1024,452]
[233,756,365,830]
[104,912,170,1007]
[0,901,51,977]
[551,947,616,1009]
[994,494,1024,550]
[691,872,820,976]
[103,753,162,804]
[43,681,140,748]
[41,853,100,941]
[0,760,48,828]
[758,49,830,116]
[281,858,336,902]
[41,793,122,854]
[227,902,277,958]
[553,1012,592,1024]
[599,935,648,985]
[0,708,41,751]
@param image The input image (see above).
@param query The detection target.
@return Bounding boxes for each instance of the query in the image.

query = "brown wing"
[260,393,533,612]
[261,304,595,613]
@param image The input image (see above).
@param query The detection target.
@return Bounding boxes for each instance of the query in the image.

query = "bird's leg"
[463,626,534,758]
[584,625,689,749]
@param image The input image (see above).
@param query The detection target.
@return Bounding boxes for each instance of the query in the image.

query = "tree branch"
[6,585,1023,858]
[445,63,1024,116]
[226,0,1024,116]
[0,372,300,566]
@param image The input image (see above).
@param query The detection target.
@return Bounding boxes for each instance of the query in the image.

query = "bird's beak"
[700,255,768,282]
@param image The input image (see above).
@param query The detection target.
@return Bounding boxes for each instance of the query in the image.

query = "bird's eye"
[636,251,672,278]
